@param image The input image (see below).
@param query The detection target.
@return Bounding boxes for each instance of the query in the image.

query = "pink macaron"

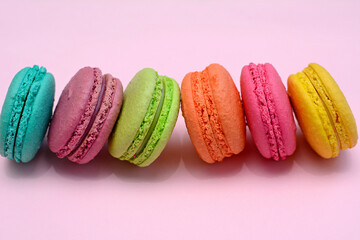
[48,67,123,164]
[240,63,296,160]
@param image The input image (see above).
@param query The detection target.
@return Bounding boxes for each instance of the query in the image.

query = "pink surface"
[0,0,360,240]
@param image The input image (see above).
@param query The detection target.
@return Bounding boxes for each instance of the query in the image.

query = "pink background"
[1,0,360,239]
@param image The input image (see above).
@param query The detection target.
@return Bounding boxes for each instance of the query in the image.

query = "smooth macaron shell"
[108,68,158,159]
[19,70,55,163]
[48,67,123,164]
[0,66,55,163]
[241,63,296,160]
[108,68,180,167]
[181,63,246,163]
[48,67,101,156]
[308,63,357,149]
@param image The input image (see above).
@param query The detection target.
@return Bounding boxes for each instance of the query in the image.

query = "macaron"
[181,63,246,163]
[108,68,180,167]
[48,67,123,164]
[0,65,55,163]
[241,63,296,160]
[288,63,357,158]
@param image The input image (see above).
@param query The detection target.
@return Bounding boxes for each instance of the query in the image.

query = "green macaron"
[108,68,180,167]
[0,65,55,163]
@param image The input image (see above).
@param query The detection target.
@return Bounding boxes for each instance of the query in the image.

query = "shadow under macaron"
[243,129,294,178]
[42,130,181,182]
[44,143,113,181]
[4,139,52,179]
[107,130,182,183]
[293,128,351,176]
[182,126,294,179]
[4,128,182,182]
[181,131,244,179]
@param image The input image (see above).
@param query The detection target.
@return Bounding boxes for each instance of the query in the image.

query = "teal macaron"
[0,65,55,163]
[108,68,180,167]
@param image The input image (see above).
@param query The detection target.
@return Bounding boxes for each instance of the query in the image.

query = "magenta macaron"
[48,67,123,164]
[240,63,296,160]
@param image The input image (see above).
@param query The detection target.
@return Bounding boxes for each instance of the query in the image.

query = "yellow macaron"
[288,63,357,158]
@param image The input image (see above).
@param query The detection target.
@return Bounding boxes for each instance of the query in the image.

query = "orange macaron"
[181,63,246,163]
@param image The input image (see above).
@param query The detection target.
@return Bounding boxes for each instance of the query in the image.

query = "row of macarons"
[0,63,357,166]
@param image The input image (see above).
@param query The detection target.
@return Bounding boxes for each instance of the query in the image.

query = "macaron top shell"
[181,63,246,163]
[48,67,102,156]
[241,63,296,160]
[306,63,357,149]
[108,68,159,158]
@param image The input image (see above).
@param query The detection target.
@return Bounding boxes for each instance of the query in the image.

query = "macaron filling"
[249,63,286,160]
[14,67,47,162]
[191,72,223,162]
[56,68,103,158]
[4,66,40,161]
[132,76,174,166]
[69,76,117,162]
[119,75,163,160]
[303,66,348,150]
